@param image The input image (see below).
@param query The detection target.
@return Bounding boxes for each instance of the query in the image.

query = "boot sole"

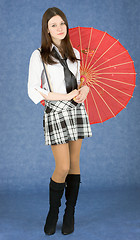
[62,229,74,235]
[44,229,56,235]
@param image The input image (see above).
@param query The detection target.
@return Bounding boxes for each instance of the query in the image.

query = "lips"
[57,32,64,35]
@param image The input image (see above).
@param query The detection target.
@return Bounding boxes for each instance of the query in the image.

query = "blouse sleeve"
[27,50,49,104]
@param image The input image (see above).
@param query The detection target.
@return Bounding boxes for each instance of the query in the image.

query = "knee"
[61,165,70,176]
[56,165,70,178]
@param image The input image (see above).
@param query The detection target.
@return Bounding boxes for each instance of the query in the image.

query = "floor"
[0,187,140,240]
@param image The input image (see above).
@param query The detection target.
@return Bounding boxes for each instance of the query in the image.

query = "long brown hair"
[41,7,78,64]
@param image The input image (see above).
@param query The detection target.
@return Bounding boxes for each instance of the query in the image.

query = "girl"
[28,7,92,235]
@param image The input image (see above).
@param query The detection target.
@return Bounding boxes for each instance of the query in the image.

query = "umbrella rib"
[85,81,103,123]
[94,72,136,75]
[92,50,127,71]
[85,27,93,69]
[94,79,133,97]
[70,39,73,48]
[92,82,126,108]
[88,83,116,117]
[93,61,134,73]
[86,32,107,69]
[78,26,84,69]
[85,96,90,120]
[88,39,119,70]
[96,76,136,86]
[89,88,103,123]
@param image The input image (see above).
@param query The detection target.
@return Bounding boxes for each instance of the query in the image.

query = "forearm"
[38,91,70,101]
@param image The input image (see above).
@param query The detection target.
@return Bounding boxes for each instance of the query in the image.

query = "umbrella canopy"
[69,27,136,124]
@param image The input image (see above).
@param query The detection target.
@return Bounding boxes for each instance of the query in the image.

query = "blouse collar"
[51,43,63,58]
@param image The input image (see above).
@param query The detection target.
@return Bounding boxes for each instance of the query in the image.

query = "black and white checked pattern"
[43,100,92,145]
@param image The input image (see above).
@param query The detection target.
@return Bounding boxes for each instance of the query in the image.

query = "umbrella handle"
[79,75,86,88]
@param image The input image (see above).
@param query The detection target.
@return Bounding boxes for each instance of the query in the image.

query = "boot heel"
[62,212,74,235]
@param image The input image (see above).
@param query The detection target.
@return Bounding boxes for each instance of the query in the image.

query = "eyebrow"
[49,20,65,25]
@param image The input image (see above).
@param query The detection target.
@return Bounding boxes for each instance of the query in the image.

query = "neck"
[52,39,61,48]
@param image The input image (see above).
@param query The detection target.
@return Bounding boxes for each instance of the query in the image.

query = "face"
[48,15,67,46]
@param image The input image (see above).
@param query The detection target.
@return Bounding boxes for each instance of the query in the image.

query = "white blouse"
[28,45,81,104]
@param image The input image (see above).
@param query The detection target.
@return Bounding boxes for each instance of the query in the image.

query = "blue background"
[0,1,140,240]
[0,0,140,191]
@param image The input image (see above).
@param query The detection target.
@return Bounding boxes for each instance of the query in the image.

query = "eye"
[52,24,56,27]
[61,22,65,25]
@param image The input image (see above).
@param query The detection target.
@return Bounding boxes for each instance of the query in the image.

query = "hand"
[74,86,89,103]
[67,89,79,100]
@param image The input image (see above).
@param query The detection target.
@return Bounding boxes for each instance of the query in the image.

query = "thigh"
[68,139,82,162]
[51,143,70,169]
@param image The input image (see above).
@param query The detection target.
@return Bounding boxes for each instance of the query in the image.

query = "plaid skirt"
[43,100,92,145]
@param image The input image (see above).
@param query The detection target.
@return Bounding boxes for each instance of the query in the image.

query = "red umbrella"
[69,27,136,124]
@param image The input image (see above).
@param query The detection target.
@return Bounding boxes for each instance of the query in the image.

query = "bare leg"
[68,139,82,174]
[51,143,70,183]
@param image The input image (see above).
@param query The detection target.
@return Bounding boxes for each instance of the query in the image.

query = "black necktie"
[52,47,78,93]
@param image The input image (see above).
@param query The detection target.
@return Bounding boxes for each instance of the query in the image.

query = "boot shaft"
[62,174,81,235]
[65,174,81,209]
[49,179,65,210]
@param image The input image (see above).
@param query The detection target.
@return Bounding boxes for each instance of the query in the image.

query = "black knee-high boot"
[44,178,65,235]
[62,174,80,235]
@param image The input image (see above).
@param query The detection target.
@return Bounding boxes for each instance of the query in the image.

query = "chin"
[59,35,66,40]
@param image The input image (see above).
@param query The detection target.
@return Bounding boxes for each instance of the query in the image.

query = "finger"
[75,98,84,103]
[75,94,82,99]
[77,96,86,103]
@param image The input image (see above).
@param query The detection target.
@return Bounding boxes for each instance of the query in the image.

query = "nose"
[57,25,62,32]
